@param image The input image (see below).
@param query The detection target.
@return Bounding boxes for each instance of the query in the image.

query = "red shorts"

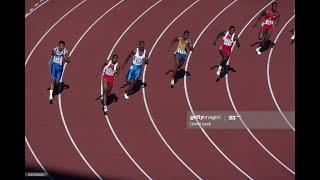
[261,23,274,30]
[103,75,115,84]
[219,45,232,57]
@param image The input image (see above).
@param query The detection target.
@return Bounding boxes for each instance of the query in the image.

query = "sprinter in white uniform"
[121,41,149,99]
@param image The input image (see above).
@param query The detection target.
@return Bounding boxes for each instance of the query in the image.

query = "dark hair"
[229,25,235,30]
[184,30,189,34]
[139,40,145,45]
[272,2,277,6]
[58,40,65,45]
[112,54,118,58]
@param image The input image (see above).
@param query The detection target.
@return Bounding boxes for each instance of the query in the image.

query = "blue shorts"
[50,62,63,81]
[126,64,142,81]
[175,52,188,61]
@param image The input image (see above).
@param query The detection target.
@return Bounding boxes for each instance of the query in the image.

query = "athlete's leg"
[102,80,109,106]
[264,29,273,42]
[219,50,229,66]
[172,54,180,79]
[258,27,265,41]
[49,64,58,103]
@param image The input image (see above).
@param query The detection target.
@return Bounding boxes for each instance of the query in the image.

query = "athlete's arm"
[64,49,71,63]
[122,49,135,69]
[48,49,54,67]
[144,50,149,64]
[274,12,280,26]
[187,39,194,51]
[253,11,266,28]
[115,65,120,76]
[168,37,179,52]
[234,35,240,48]
[213,31,225,46]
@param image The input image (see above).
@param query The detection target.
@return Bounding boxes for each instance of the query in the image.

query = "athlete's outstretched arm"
[115,65,120,76]
[253,11,266,28]
[121,49,135,69]
[213,31,225,46]
[187,40,194,51]
[48,49,54,67]
[168,37,179,52]
[144,51,150,64]
[275,13,280,26]
[234,35,240,48]
[64,50,70,63]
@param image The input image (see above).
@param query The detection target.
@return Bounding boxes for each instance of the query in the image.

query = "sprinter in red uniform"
[213,25,240,79]
[253,2,280,54]
[101,54,119,114]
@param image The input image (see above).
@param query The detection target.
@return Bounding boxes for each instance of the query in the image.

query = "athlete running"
[48,40,70,104]
[100,54,119,114]
[121,41,149,99]
[168,30,193,88]
[213,25,240,77]
[253,2,280,55]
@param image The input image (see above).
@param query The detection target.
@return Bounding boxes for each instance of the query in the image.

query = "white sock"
[171,79,174,85]
[216,66,222,75]
[49,90,53,100]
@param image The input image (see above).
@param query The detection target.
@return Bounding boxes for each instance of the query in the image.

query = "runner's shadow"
[128,80,147,96]
[251,39,275,53]
[174,69,191,84]
[106,93,119,106]
[47,82,70,97]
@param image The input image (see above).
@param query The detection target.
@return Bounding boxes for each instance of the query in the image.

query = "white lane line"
[95,1,164,179]
[25,0,50,18]
[225,0,295,175]
[25,0,88,176]
[183,0,254,179]
[25,0,88,66]
[58,1,127,179]
[267,15,295,131]
[142,0,203,179]
[25,136,53,180]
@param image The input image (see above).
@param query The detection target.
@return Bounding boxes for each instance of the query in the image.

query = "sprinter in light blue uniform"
[48,40,70,104]
[121,41,149,99]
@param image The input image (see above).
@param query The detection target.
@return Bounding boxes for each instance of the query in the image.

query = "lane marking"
[25,0,89,177]
[25,0,50,18]
[267,15,295,131]
[225,0,295,175]
[141,0,203,179]
[25,136,53,180]
[183,0,254,179]
[58,1,128,179]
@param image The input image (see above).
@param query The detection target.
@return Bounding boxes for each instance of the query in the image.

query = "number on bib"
[265,19,274,25]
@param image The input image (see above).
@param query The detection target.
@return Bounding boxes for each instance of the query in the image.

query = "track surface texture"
[25,0,295,179]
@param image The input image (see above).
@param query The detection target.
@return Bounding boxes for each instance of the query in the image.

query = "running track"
[25,0,295,179]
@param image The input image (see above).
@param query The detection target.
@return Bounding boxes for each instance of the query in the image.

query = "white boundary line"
[57,1,127,179]
[225,0,295,175]
[25,136,53,180]
[25,0,88,66]
[25,0,50,18]
[141,0,203,179]
[183,0,254,179]
[25,0,88,176]
[95,1,164,179]
[267,15,295,131]
[97,1,163,179]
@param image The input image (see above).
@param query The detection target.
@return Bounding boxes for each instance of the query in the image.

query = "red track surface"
[25,0,295,179]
